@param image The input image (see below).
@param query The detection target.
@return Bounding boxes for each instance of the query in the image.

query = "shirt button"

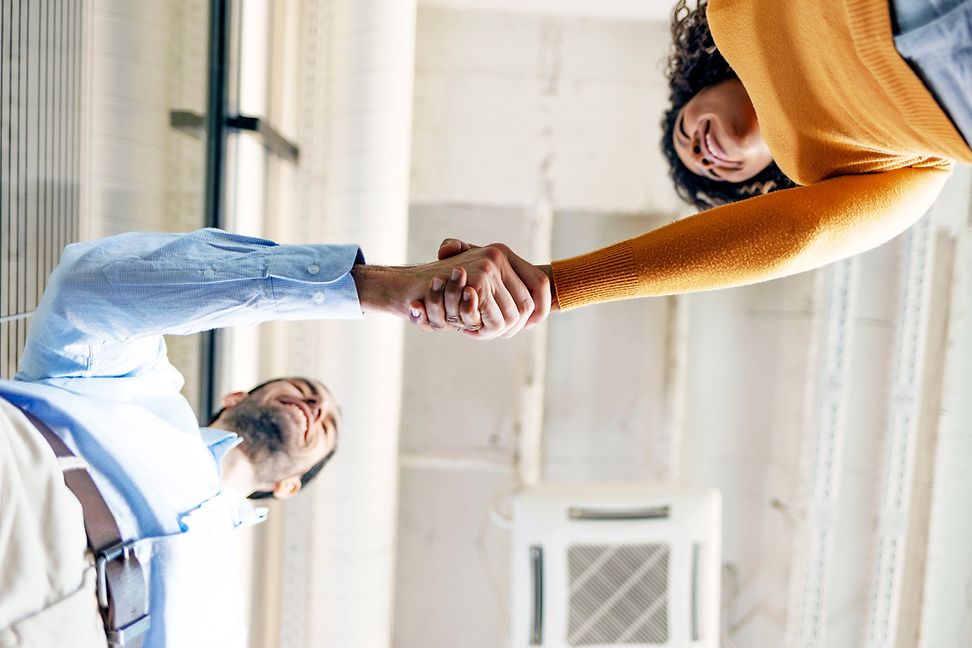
[307,263,320,275]
[313,292,326,305]
[203,268,216,277]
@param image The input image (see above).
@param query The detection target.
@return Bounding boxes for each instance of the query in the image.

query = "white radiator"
[512,483,722,648]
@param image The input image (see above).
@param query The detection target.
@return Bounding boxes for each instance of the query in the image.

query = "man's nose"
[306,394,323,422]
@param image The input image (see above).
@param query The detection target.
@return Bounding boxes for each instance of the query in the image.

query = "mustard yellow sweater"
[550,0,972,310]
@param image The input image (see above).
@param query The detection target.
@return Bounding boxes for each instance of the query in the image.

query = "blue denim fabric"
[890,0,972,145]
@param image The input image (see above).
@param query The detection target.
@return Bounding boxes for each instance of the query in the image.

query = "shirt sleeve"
[550,167,950,309]
[17,228,365,380]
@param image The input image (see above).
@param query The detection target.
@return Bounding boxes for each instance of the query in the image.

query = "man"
[0,228,548,647]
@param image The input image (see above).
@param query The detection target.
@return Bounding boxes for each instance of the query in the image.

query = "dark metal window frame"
[194,0,299,419]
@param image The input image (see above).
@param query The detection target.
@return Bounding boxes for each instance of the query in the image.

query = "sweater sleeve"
[550,167,950,310]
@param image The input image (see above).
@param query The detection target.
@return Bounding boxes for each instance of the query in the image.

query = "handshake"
[351,238,557,340]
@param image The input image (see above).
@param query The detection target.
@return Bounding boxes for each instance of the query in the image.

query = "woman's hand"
[408,239,555,339]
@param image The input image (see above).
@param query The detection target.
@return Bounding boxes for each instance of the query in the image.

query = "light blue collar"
[199,427,242,477]
[197,427,267,527]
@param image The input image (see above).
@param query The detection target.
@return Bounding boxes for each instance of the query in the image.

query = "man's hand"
[350,245,543,340]
[409,239,556,338]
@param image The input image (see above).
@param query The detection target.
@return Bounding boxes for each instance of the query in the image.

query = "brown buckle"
[95,541,151,645]
[95,541,136,610]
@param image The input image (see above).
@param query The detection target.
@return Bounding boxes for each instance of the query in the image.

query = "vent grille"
[567,543,670,645]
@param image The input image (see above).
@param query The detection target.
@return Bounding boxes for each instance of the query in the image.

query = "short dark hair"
[208,377,338,500]
[660,0,795,209]
[247,448,335,500]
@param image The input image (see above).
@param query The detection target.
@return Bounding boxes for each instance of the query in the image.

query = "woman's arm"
[551,167,949,309]
[418,167,948,334]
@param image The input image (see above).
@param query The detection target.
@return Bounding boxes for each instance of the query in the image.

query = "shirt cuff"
[269,245,365,320]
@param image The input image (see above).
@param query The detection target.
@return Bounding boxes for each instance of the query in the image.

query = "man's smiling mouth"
[285,402,312,439]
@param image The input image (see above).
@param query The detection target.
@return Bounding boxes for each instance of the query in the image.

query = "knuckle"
[482,246,503,263]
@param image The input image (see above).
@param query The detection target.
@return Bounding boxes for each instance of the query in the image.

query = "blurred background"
[2,1,971,647]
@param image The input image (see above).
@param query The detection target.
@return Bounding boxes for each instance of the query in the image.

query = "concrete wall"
[396,7,684,648]
[87,0,208,410]
[394,4,972,648]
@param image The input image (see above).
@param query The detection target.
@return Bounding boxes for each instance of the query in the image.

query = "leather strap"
[18,406,150,647]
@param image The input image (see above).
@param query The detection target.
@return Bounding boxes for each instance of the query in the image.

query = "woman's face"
[673,78,773,183]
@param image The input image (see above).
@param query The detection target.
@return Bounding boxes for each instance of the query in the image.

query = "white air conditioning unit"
[511,483,722,648]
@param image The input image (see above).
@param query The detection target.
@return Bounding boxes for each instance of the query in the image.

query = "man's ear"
[221,391,247,409]
[272,476,302,500]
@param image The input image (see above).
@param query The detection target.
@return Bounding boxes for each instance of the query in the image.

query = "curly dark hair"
[661,0,795,209]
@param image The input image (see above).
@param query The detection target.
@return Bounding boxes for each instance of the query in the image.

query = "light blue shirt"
[0,229,364,647]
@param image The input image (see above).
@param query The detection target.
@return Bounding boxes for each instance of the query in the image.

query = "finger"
[489,281,521,338]
[425,275,448,330]
[408,300,434,333]
[443,267,466,328]
[476,287,507,340]
[523,267,551,328]
[459,286,482,331]
[500,268,535,339]
[437,238,473,260]
[491,244,550,329]
[461,327,487,340]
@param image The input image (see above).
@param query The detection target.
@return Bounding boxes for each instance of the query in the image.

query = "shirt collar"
[198,427,268,527]
[199,426,242,478]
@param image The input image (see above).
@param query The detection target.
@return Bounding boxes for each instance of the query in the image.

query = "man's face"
[224,378,339,485]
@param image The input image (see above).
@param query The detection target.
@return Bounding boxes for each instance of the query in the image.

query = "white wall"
[409,7,681,215]
[396,4,972,648]
[397,7,683,648]
[87,0,209,408]
[81,2,972,646]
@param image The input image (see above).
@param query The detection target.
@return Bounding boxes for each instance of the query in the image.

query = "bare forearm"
[350,263,418,318]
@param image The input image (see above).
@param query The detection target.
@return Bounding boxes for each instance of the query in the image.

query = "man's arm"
[18,229,363,381]
[18,228,538,381]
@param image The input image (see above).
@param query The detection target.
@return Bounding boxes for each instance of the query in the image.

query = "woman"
[412,0,972,337]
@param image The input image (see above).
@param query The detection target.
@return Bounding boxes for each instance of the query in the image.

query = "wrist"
[351,263,400,315]
[351,263,429,319]
[538,264,560,312]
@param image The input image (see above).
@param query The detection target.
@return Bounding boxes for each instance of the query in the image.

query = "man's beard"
[223,400,292,466]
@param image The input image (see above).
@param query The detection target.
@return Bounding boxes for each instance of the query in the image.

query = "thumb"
[438,238,473,260]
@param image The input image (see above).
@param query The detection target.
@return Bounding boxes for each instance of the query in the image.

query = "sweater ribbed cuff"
[550,240,640,311]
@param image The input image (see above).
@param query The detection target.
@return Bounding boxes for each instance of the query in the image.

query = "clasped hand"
[408,239,552,340]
